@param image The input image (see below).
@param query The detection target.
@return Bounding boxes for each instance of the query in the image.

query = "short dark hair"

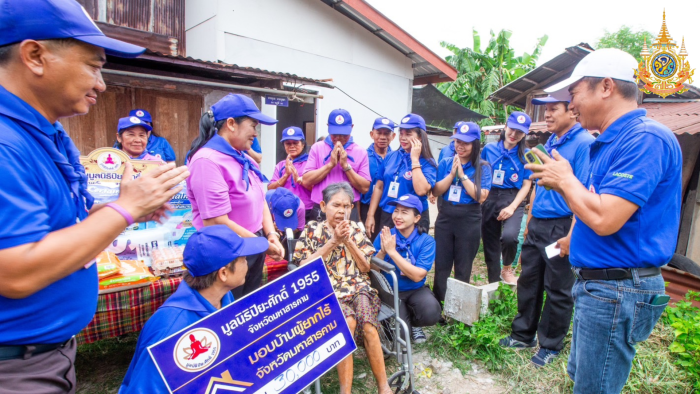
[0,39,78,66]
[183,259,237,290]
[582,77,638,101]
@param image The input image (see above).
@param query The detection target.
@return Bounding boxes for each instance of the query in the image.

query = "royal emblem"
[635,11,694,98]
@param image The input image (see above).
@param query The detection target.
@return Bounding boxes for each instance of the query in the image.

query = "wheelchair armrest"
[371,256,395,273]
[287,262,299,271]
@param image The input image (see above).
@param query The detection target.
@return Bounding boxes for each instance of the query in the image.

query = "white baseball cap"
[545,48,638,101]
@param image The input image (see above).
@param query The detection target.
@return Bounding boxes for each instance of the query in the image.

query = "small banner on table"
[148,257,355,394]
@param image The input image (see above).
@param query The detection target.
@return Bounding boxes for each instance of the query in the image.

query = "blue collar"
[367,143,392,160]
[323,136,355,163]
[163,281,234,313]
[544,123,584,153]
[596,109,647,144]
[447,140,455,153]
[492,140,521,171]
[394,228,419,265]
[203,134,268,190]
[0,85,56,135]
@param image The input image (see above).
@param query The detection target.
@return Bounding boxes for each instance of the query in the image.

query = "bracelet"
[411,164,422,170]
[106,203,135,226]
[266,232,280,239]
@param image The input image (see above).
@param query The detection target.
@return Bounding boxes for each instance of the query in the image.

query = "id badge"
[493,169,505,186]
[388,181,400,198]
[448,185,462,202]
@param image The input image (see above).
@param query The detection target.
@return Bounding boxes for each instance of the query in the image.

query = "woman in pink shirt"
[268,126,314,223]
[186,94,284,297]
[115,116,162,161]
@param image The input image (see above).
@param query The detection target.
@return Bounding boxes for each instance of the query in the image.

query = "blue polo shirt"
[438,141,455,163]
[481,141,532,189]
[120,281,234,393]
[377,150,437,213]
[437,157,492,205]
[373,229,435,291]
[361,143,392,205]
[531,124,594,219]
[570,109,682,269]
[147,135,177,162]
[0,86,97,345]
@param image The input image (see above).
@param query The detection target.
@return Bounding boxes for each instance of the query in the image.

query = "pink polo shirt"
[303,141,371,204]
[270,160,313,210]
[186,147,265,233]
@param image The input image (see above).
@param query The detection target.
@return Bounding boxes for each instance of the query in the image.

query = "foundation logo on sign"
[635,11,694,98]
[97,152,122,172]
[174,328,220,372]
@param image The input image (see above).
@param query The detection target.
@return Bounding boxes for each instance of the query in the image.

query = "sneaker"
[498,335,537,349]
[531,347,560,367]
[411,327,427,344]
[500,265,518,285]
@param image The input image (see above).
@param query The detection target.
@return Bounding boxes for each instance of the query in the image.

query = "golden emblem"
[635,10,694,98]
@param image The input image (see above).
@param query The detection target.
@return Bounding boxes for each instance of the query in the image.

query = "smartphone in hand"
[525,144,551,190]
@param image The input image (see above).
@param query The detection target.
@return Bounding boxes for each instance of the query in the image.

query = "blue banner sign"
[265,95,289,107]
[148,257,356,394]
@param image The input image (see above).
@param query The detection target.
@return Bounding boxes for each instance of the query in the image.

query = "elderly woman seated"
[293,182,391,394]
[115,116,162,161]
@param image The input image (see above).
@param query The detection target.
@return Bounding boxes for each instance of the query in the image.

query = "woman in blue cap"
[115,116,162,161]
[432,122,492,305]
[374,194,441,344]
[365,113,437,238]
[480,112,533,285]
[268,126,313,222]
[119,225,269,393]
[186,93,284,298]
[113,109,177,163]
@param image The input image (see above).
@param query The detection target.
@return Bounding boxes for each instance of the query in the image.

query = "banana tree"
[438,29,548,126]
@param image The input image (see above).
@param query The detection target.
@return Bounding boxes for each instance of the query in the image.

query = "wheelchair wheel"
[379,317,396,357]
[387,370,410,394]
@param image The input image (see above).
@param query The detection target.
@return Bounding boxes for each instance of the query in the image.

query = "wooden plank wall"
[62,85,202,166]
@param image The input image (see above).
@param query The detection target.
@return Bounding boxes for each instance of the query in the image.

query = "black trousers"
[378,208,430,234]
[433,203,482,303]
[360,202,383,242]
[308,203,359,223]
[232,230,266,299]
[511,216,574,351]
[481,188,525,283]
[398,285,442,340]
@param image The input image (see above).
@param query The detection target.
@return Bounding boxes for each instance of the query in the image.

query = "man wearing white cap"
[528,48,682,393]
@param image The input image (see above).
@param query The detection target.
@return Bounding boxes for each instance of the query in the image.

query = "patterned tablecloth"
[77,258,290,344]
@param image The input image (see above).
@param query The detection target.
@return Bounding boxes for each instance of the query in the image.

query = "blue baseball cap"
[117,116,152,133]
[531,95,570,105]
[0,0,145,58]
[211,94,278,125]
[453,121,467,133]
[184,225,269,277]
[506,112,532,134]
[372,117,397,131]
[129,109,152,123]
[266,189,300,231]
[399,113,426,131]
[328,109,353,135]
[280,126,305,142]
[451,122,480,143]
[388,194,424,214]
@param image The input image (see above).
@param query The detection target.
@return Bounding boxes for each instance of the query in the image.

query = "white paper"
[545,242,561,259]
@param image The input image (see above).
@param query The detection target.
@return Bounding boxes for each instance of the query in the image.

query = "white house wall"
[185,0,415,171]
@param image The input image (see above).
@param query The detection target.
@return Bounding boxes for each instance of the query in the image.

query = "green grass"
[421,284,695,394]
[75,333,139,394]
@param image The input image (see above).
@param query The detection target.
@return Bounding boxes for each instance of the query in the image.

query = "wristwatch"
[343,165,352,172]
[460,175,470,181]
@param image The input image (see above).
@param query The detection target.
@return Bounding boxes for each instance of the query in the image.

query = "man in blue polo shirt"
[360,117,395,240]
[0,0,189,391]
[499,94,594,367]
[530,48,681,393]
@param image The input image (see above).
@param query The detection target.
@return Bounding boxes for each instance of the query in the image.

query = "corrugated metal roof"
[488,43,594,108]
[107,50,335,89]
[641,101,700,134]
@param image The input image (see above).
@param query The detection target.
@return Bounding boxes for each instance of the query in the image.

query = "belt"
[0,338,72,361]
[572,267,661,281]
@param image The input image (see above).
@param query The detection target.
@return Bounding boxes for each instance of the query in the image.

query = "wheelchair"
[284,226,419,394]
